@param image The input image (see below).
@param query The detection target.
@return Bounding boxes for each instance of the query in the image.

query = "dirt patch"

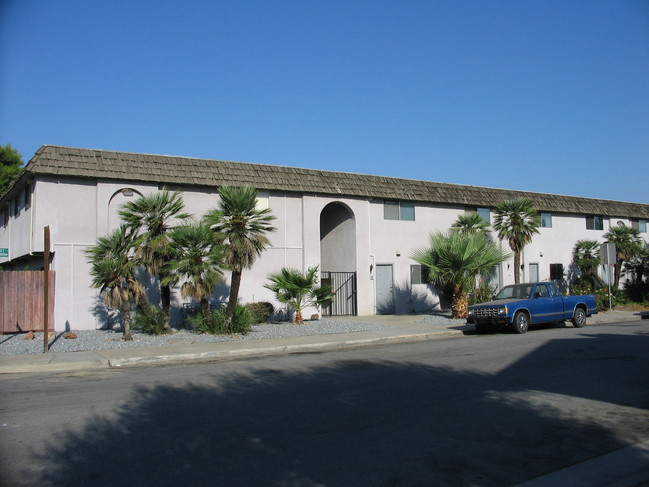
[614,303,649,312]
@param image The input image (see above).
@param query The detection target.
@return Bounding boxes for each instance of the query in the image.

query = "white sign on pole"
[600,242,616,312]
[600,243,616,265]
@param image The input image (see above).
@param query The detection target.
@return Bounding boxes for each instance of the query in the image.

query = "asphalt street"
[1,320,648,487]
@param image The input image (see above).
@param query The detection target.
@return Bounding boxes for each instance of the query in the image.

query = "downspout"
[368,199,376,314]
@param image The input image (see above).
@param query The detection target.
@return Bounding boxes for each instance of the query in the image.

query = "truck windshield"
[495,285,532,300]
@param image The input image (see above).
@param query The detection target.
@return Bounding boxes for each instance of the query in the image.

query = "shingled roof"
[14,145,649,218]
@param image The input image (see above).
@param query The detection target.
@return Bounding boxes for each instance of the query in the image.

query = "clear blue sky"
[1,1,648,203]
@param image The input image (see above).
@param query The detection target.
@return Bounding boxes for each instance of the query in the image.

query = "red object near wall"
[0,271,55,334]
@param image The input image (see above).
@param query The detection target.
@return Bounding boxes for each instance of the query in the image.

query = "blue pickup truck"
[467,282,598,334]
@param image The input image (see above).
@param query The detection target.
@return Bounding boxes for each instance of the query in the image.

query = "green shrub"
[623,280,649,304]
[571,278,616,311]
[244,302,274,324]
[189,304,254,335]
[132,306,170,335]
[595,287,617,311]
[468,279,497,305]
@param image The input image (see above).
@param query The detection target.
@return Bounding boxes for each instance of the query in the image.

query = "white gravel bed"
[0,314,461,356]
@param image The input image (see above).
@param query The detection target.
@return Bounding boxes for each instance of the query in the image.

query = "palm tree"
[119,188,191,326]
[451,212,491,236]
[265,266,333,324]
[203,186,276,330]
[603,225,643,288]
[572,240,602,287]
[493,198,540,284]
[623,243,649,301]
[624,243,649,285]
[411,231,510,318]
[85,225,146,340]
[162,222,225,327]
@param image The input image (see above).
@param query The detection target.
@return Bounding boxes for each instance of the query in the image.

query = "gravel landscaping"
[0,313,465,357]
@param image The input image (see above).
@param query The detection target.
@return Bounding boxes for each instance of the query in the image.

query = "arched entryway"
[320,202,357,316]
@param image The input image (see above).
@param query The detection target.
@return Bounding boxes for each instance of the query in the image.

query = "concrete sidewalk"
[0,310,644,374]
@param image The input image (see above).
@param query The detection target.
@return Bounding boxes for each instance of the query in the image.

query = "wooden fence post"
[43,226,50,353]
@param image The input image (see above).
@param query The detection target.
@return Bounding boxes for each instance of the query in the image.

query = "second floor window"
[540,212,552,228]
[631,219,647,233]
[586,215,604,231]
[384,201,415,221]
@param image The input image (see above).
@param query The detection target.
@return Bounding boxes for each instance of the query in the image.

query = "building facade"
[1,145,648,331]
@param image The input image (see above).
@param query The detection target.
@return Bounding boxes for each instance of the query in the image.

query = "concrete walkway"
[0,310,645,375]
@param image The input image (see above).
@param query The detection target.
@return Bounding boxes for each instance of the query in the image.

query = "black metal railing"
[321,271,357,317]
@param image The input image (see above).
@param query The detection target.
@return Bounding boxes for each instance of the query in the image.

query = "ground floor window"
[550,263,564,280]
[410,265,427,285]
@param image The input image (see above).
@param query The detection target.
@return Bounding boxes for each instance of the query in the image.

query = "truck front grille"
[474,307,501,318]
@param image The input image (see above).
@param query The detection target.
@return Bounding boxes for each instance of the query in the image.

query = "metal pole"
[608,264,612,313]
[43,226,50,353]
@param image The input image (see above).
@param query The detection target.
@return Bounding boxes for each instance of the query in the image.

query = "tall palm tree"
[85,225,146,340]
[119,188,191,326]
[603,225,643,288]
[162,222,225,327]
[451,212,491,236]
[264,266,333,324]
[412,231,510,318]
[493,198,540,284]
[572,240,602,287]
[203,186,276,330]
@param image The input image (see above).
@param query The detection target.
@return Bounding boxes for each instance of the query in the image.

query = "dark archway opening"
[320,203,357,316]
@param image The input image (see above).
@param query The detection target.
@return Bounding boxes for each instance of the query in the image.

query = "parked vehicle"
[466,282,598,334]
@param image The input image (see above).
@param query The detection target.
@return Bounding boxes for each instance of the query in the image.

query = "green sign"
[0,248,8,258]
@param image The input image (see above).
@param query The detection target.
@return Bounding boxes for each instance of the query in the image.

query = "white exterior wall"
[1,175,648,331]
[521,214,617,284]
[1,189,33,262]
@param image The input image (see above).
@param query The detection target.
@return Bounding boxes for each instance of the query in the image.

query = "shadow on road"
[12,331,649,487]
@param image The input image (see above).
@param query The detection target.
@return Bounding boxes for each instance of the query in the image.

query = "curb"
[107,330,464,368]
[0,315,643,374]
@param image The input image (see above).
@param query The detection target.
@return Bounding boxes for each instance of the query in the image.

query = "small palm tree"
[624,243,649,285]
[264,266,333,324]
[572,240,602,287]
[204,186,276,330]
[162,222,225,327]
[85,225,146,340]
[412,231,510,318]
[493,198,540,284]
[119,188,191,326]
[451,212,491,236]
[603,225,643,288]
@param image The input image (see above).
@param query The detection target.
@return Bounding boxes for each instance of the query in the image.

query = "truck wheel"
[513,311,529,334]
[572,308,587,328]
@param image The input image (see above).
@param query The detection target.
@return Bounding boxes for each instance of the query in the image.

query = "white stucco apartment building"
[1,145,648,331]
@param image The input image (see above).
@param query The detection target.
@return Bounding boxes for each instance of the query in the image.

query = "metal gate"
[321,271,357,317]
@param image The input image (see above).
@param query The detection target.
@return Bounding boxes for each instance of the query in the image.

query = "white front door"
[529,263,539,283]
[376,264,394,314]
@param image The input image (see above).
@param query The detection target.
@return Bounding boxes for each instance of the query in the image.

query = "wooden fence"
[0,271,55,334]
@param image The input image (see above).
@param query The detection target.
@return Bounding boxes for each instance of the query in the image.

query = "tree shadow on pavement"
[14,332,649,487]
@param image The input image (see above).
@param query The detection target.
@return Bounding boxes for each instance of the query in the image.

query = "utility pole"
[43,226,50,353]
